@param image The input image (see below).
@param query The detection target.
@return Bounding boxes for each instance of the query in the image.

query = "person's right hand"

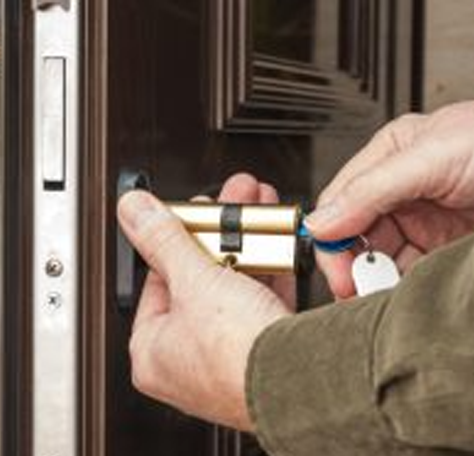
[118,191,289,430]
[304,101,474,298]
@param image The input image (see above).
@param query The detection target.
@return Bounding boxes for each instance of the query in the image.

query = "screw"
[45,258,64,277]
[46,292,62,309]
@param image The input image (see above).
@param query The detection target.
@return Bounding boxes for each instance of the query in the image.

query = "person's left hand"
[117,190,290,431]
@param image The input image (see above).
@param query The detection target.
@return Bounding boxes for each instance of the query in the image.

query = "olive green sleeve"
[246,233,474,456]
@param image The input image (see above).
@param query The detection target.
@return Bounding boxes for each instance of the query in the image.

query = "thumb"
[117,190,216,291]
[305,151,426,240]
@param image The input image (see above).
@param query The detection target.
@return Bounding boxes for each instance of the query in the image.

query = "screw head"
[45,258,64,277]
[46,292,62,309]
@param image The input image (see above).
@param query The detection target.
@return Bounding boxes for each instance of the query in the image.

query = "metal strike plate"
[34,0,70,10]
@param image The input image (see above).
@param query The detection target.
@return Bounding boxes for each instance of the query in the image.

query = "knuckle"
[253,283,283,308]
[433,101,474,129]
[228,172,258,187]
[373,113,424,153]
[396,113,423,125]
[129,334,154,394]
[382,113,412,132]
[340,173,363,197]
[131,368,153,396]
[259,183,279,203]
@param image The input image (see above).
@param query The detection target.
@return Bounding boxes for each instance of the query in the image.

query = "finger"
[258,183,279,204]
[364,216,405,257]
[393,201,474,251]
[318,114,426,205]
[117,190,217,292]
[133,271,170,331]
[305,150,427,241]
[218,173,260,203]
[395,244,423,274]
[315,250,356,299]
[270,275,296,310]
[191,195,213,203]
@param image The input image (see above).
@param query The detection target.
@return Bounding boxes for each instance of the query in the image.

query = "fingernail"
[119,191,161,230]
[304,201,340,230]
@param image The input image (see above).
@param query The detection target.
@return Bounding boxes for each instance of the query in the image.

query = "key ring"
[299,224,375,260]
[298,225,358,253]
[358,235,376,262]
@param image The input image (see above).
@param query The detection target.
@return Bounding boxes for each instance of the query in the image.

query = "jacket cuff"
[246,295,393,456]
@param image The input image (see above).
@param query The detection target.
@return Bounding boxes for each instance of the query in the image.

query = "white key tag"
[352,250,400,297]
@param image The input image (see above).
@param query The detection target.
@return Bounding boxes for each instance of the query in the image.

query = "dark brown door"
[3,1,424,456]
[85,1,423,456]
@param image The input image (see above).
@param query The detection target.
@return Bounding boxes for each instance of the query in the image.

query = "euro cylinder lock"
[169,203,307,274]
[168,203,357,275]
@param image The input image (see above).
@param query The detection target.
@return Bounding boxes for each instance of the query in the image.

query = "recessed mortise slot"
[35,0,71,11]
[42,57,66,191]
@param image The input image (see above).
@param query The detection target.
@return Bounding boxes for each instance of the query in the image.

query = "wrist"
[235,311,289,431]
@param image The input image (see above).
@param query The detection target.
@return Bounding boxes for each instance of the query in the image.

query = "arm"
[117,101,474,454]
[248,233,474,456]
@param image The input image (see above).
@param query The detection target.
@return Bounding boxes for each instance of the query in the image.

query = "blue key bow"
[298,225,357,254]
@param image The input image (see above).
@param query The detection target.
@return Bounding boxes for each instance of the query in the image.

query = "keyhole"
[222,254,238,268]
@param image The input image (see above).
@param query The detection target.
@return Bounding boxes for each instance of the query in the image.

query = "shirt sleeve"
[246,233,474,456]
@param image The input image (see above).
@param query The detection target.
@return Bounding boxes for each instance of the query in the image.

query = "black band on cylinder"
[220,204,243,253]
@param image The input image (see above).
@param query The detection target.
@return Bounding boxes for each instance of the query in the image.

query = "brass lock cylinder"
[168,202,300,234]
[168,203,309,275]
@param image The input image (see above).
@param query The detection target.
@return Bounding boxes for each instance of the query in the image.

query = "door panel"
[52,0,420,456]
[210,0,391,134]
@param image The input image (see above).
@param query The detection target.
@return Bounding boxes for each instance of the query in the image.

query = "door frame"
[3,0,34,455]
[79,0,109,455]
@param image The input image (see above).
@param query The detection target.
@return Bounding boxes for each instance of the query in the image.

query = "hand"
[304,101,474,298]
[117,191,290,430]
[198,173,296,308]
